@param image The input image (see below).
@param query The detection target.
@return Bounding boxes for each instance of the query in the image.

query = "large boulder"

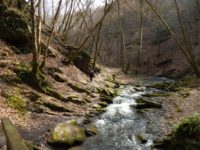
[49,120,86,147]
[0,1,31,49]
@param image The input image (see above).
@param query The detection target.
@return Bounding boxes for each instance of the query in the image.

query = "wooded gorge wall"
[96,0,200,78]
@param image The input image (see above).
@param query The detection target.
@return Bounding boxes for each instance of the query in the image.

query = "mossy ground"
[2,90,27,114]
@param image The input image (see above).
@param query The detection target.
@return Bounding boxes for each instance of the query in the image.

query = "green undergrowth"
[13,62,66,102]
[172,116,200,139]
[156,116,200,149]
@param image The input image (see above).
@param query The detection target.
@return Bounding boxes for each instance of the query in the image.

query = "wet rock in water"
[49,120,86,147]
[133,86,145,92]
[77,117,90,126]
[68,146,81,150]
[84,124,98,136]
[99,94,113,104]
[136,133,148,144]
[99,101,109,107]
[134,98,162,109]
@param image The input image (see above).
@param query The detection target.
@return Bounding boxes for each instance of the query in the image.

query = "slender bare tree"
[68,0,114,63]
[136,0,144,74]
[41,0,63,69]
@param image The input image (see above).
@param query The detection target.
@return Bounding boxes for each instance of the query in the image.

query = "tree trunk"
[43,0,46,24]
[93,23,102,70]
[41,0,62,69]
[136,0,144,74]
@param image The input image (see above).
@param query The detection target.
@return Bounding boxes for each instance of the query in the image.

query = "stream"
[81,77,173,150]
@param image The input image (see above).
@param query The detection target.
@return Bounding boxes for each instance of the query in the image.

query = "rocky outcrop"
[0,1,31,49]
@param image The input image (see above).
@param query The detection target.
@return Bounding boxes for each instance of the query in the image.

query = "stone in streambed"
[49,120,86,147]
[84,124,98,136]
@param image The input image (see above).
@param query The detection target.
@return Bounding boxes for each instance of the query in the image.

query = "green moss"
[173,116,200,138]
[3,91,27,113]
[99,101,109,107]
[1,68,22,84]
[68,82,91,94]
[100,94,113,104]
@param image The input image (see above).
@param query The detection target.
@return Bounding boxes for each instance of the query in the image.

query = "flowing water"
[82,78,173,150]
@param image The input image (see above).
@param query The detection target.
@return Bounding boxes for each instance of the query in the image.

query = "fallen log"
[1,118,28,150]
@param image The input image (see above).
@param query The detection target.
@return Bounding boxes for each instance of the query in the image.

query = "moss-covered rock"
[49,120,86,147]
[99,87,118,97]
[136,133,148,144]
[99,101,109,107]
[100,94,113,104]
[0,3,31,49]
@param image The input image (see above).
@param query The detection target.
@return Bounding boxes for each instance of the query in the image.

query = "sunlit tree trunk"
[31,0,43,86]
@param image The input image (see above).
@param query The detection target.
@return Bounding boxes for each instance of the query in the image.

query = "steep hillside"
[97,0,200,78]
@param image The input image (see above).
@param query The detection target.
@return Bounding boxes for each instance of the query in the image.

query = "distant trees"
[144,0,200,78]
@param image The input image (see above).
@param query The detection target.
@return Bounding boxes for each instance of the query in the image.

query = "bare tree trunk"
[120,27,126,72]
[31,0,41,86]
[58,1,70,33]
[68,0,113,63]
[92,23,102,70]
[41,0,62,69]
[144,0,200,78]
[136,0,144,74]
[43,0,46,24]
[125,35,136,74]
[63,0,75,35]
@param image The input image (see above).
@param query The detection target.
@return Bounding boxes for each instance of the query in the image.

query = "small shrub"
[172,116,200,139]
